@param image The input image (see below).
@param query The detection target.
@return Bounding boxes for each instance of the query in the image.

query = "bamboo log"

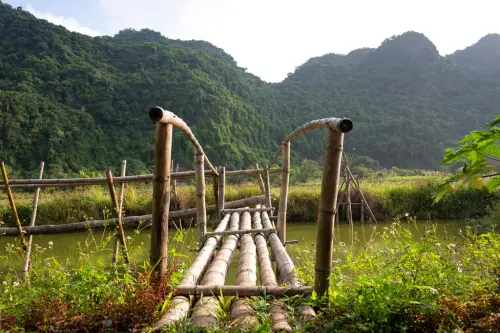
[22,161,44,278]
[195,154,207,246]
[315,130,343,296]
[222,207,273,214]
[230,212,258,330]
[149,107,218,175]
[217,166,225,221]
[204,228,274,238]
[191,213,240,328]
[0,162,26,249]
[150,122,173,276]
[268,117,353,168]
[175,285,313,297]
[263,169,272,210]
[343,159,377,223]
[253,211,292,332]
[106,169,130,264]
[278,142,290,245]
[112,160,127,264]
[1,168,283,188]
[255,163,265,193]
[0,195,266,236]
[152,214,231,329]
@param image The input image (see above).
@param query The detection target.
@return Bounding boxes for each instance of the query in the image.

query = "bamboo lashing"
[150,122,173,276]
[253,210,292,332]
[0,195,267,236]
[149,107,218,176]
[315,130,343,296]
[277,141,290,245]
[195,154,207,246]
[191,213,240,328]
[22,161,44,278]
[0,162,26,249]
[230,211,258,330]
[152,214,231,329]
[112,160,127,265]
[106,169,130,264]
[1,168,282,188]
[267,117,353,168]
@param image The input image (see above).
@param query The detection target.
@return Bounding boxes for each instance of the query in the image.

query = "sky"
[4,0,500,82]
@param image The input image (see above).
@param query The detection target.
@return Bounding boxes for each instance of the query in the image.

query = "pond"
[0,219,466,281]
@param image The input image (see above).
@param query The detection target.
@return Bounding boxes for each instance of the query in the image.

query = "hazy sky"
[5,0,500,82]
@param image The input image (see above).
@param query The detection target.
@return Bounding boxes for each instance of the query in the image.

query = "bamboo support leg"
[277,142,290,245]
[106,169,130,264]
[217,166,225,221]
[195,154,207,246]
[360,201,365,223]
[315,130,344,296]
[0,162,26,249]
[263,169,272,210]
[22,161,44,278]
[255,163,265,194]
[343,161,377,223]
[150,123,173,276]
[212,174,218,228]
[112,160,127,264]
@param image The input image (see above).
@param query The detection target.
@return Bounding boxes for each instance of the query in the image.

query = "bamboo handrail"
[1,168,282,188]
[267,117,353,169]
[149,106,218,176]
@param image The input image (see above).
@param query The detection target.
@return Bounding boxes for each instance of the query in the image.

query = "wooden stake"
[150,122,173,276]
[255,163,265,193]
[277,142,290,245]
[0,162,26,249]
[263,169,272,210]
[195,153,207,246]
[315,130,344,296]
[106,169,130,264]
[22,161,44,278]
[217,166,225,221]
[112,160,127,265]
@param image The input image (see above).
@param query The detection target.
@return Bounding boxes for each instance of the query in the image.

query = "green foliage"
[2,3,500,175]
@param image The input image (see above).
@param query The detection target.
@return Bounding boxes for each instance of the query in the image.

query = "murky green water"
[0,220,466,281]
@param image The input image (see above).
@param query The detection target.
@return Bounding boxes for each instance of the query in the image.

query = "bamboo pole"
[277,142,290,245]
[345,165,353,225]
[253,211,292,332]
[315,130,344,296]
[0,195,267,236]
[150,122,173,276]
[204,228,275,237]
[152,214,231,329]
[343,160,377,223]
[255,163,265,193]
[263,169,272,210]
[1,168,282,188]
[22,161,44,278]
[195,154,207,246]
[230,212,258,330]
[106,169,130,264]
[217,166,225,221]
[175,285,313,297]
[112,160,127,265]
[191,213,240,328]
[212,173,218,228]
[0,162,26,249]
[360,201,365,223]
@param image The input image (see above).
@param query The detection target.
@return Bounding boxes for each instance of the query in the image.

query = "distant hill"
[1,1,500,176]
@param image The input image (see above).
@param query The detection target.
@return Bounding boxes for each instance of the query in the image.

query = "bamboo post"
[315,130,344,296]
[150,122,173,276]
[106,169,130,264]
[0,162,26,249]
[191,213,240,328]
[22,161,44,278]
[230,212,258,330]
[212,173,218,228]
[263,169,272,210]
[360,201,365,223]
[217,166,225,221]
[255,163,265,193]
[277,142,290,245]
[195,153,207,246]
[346,166,353,225]
[343,161,377,223]
[112,160,127,265]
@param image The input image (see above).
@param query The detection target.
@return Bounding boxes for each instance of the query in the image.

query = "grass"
[2,175,499,227]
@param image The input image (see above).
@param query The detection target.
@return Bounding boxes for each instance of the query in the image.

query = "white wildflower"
[13,281,20,287]
[126,236,132,240]
[436,243,441,247]
[48,241,54,247]
[390,230,395,235]
[428,287,438,294]
[404,213,409,217]
[2,281,7,286]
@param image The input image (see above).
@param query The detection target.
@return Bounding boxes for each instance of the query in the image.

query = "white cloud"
[26,4,101,37]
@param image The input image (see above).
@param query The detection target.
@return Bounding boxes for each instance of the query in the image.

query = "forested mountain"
[1,2,500,176]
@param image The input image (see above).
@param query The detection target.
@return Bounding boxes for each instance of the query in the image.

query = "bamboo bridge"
[0,106,358,331]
